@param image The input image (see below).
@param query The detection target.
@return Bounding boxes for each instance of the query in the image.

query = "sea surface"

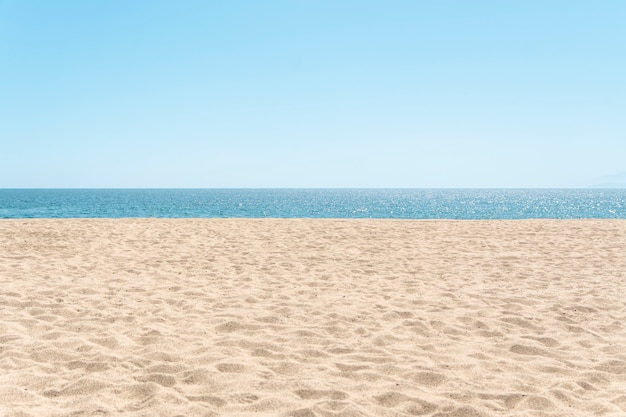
[1,189,626,219]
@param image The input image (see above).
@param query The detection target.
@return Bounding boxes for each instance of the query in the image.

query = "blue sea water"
[0,189,625,219]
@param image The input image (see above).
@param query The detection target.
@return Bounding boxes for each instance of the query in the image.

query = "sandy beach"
[1,219,625,417]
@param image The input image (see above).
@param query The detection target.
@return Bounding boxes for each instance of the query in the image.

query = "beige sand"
[1,219,625,417]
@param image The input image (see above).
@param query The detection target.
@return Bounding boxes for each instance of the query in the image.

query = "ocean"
[1,189,625,219]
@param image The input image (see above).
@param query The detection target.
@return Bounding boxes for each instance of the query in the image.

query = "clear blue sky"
[1,1,624,188]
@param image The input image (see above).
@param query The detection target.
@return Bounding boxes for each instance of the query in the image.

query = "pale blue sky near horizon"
[1,1,624,188]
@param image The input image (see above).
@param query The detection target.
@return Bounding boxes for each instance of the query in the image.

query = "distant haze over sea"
[590,172,626,189]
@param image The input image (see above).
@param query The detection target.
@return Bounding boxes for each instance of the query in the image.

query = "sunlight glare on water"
[0,189,625,219]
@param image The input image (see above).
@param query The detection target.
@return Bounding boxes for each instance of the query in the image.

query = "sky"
[0,1,624,188]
